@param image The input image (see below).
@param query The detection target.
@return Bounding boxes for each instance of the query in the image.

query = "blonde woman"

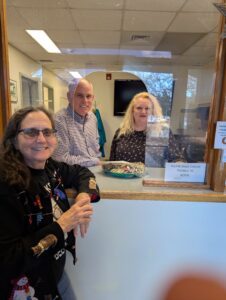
[109,92,184,165]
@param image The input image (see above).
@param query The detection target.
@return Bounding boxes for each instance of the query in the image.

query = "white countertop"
[86,166,226,202]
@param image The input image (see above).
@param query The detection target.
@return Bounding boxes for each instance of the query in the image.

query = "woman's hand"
[75,192,91,204]
[57,197,93,234]
[74,193,92,238]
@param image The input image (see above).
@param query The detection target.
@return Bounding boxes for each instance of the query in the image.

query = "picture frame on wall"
[10,79,18,103]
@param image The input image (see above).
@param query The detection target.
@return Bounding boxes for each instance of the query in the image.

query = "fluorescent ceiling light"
[69,71,82,79]
[61,48,171,59]
[26,30,61,53]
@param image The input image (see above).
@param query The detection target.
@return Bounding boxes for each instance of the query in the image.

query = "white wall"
[66,199,226,300]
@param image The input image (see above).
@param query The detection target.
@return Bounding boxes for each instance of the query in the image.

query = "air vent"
[130,35,150,42]
[39,59,53,62]
[213,3,226,16]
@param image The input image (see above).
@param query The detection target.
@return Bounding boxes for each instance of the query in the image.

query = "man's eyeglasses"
[18,128,57,139]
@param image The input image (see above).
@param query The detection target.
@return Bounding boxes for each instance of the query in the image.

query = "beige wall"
[8,45,68,113]
[9,45,42,113]
[42,68,68,112]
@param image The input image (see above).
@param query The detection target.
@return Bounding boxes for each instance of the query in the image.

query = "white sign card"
[164,163,206,183]
[214,121,226,149]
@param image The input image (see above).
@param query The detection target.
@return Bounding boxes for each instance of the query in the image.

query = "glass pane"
[6,1,221,184]
[144,66,214,182]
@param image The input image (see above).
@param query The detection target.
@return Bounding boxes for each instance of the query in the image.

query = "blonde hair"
[117,92,163,137]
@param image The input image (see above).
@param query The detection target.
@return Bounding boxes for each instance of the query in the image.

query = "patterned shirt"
[110,130,146,163]
[110,129,185,167]
[52,105,101,167]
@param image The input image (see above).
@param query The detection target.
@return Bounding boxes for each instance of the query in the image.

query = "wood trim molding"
[66,188,226,202]
[0,0,11,138]
[142,179,209,189]
[206,12,226,192]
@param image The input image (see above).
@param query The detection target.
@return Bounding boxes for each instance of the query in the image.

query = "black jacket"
[0,158,100,299]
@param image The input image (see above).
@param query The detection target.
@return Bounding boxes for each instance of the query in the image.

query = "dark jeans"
[57,271,77,300]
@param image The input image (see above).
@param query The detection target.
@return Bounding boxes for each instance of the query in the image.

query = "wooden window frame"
[0,0,225,192]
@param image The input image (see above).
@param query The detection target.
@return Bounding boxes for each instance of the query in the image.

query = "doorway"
[43,84,54,112]
[20,74,40,107]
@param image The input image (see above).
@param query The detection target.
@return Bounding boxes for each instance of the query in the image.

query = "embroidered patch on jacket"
[89,178,96,189]
[54,187,66,200]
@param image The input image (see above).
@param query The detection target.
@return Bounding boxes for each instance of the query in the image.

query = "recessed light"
[26,30,61,53]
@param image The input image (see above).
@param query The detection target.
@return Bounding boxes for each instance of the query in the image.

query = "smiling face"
[70,79,94,117]
[132,97,152,130]
[15,111,57,169]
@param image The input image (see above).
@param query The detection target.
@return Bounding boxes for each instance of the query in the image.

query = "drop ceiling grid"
[5,0,222,81]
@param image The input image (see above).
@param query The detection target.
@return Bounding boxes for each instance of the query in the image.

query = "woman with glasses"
[109,92,184,166]
[0,106,100,299]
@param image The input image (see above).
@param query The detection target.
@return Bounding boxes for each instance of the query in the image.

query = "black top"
[110,129,146,163]
[0,158,100,299]
[110,129,184,166]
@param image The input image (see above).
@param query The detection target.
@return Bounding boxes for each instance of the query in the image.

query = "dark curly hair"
[0,106,55,189]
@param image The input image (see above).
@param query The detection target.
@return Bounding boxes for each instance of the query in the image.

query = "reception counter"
[65,166,226,300]
[68,165,226,202]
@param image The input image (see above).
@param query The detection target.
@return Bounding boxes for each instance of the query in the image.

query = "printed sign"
[164,163,206,183]
[214,121,226,149]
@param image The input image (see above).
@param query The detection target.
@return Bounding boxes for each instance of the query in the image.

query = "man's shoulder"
[54,108,71,125]
[88,111,98,122]
[54,108,67,117]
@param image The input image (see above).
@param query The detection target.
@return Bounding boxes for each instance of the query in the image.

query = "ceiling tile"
[194,32,218,46]
[123,11,176,31]
[17,8,75,29]
[155,32,206,54]
[80,31,121,44]
[7,7,29,29]
[13,42,47,56]
[47,30,82,44]
[58,42,84,49]
[7,0,68,8]
[183,45,216,57]
[8,27,35,44]
[71,10,122,30]
[168,12,219,32]
[66,0,124,9]
[182,0,218,12]
[125,0,186,11]
[6,0,221,81]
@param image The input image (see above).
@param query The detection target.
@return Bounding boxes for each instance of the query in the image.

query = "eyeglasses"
[18,128,57,139]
